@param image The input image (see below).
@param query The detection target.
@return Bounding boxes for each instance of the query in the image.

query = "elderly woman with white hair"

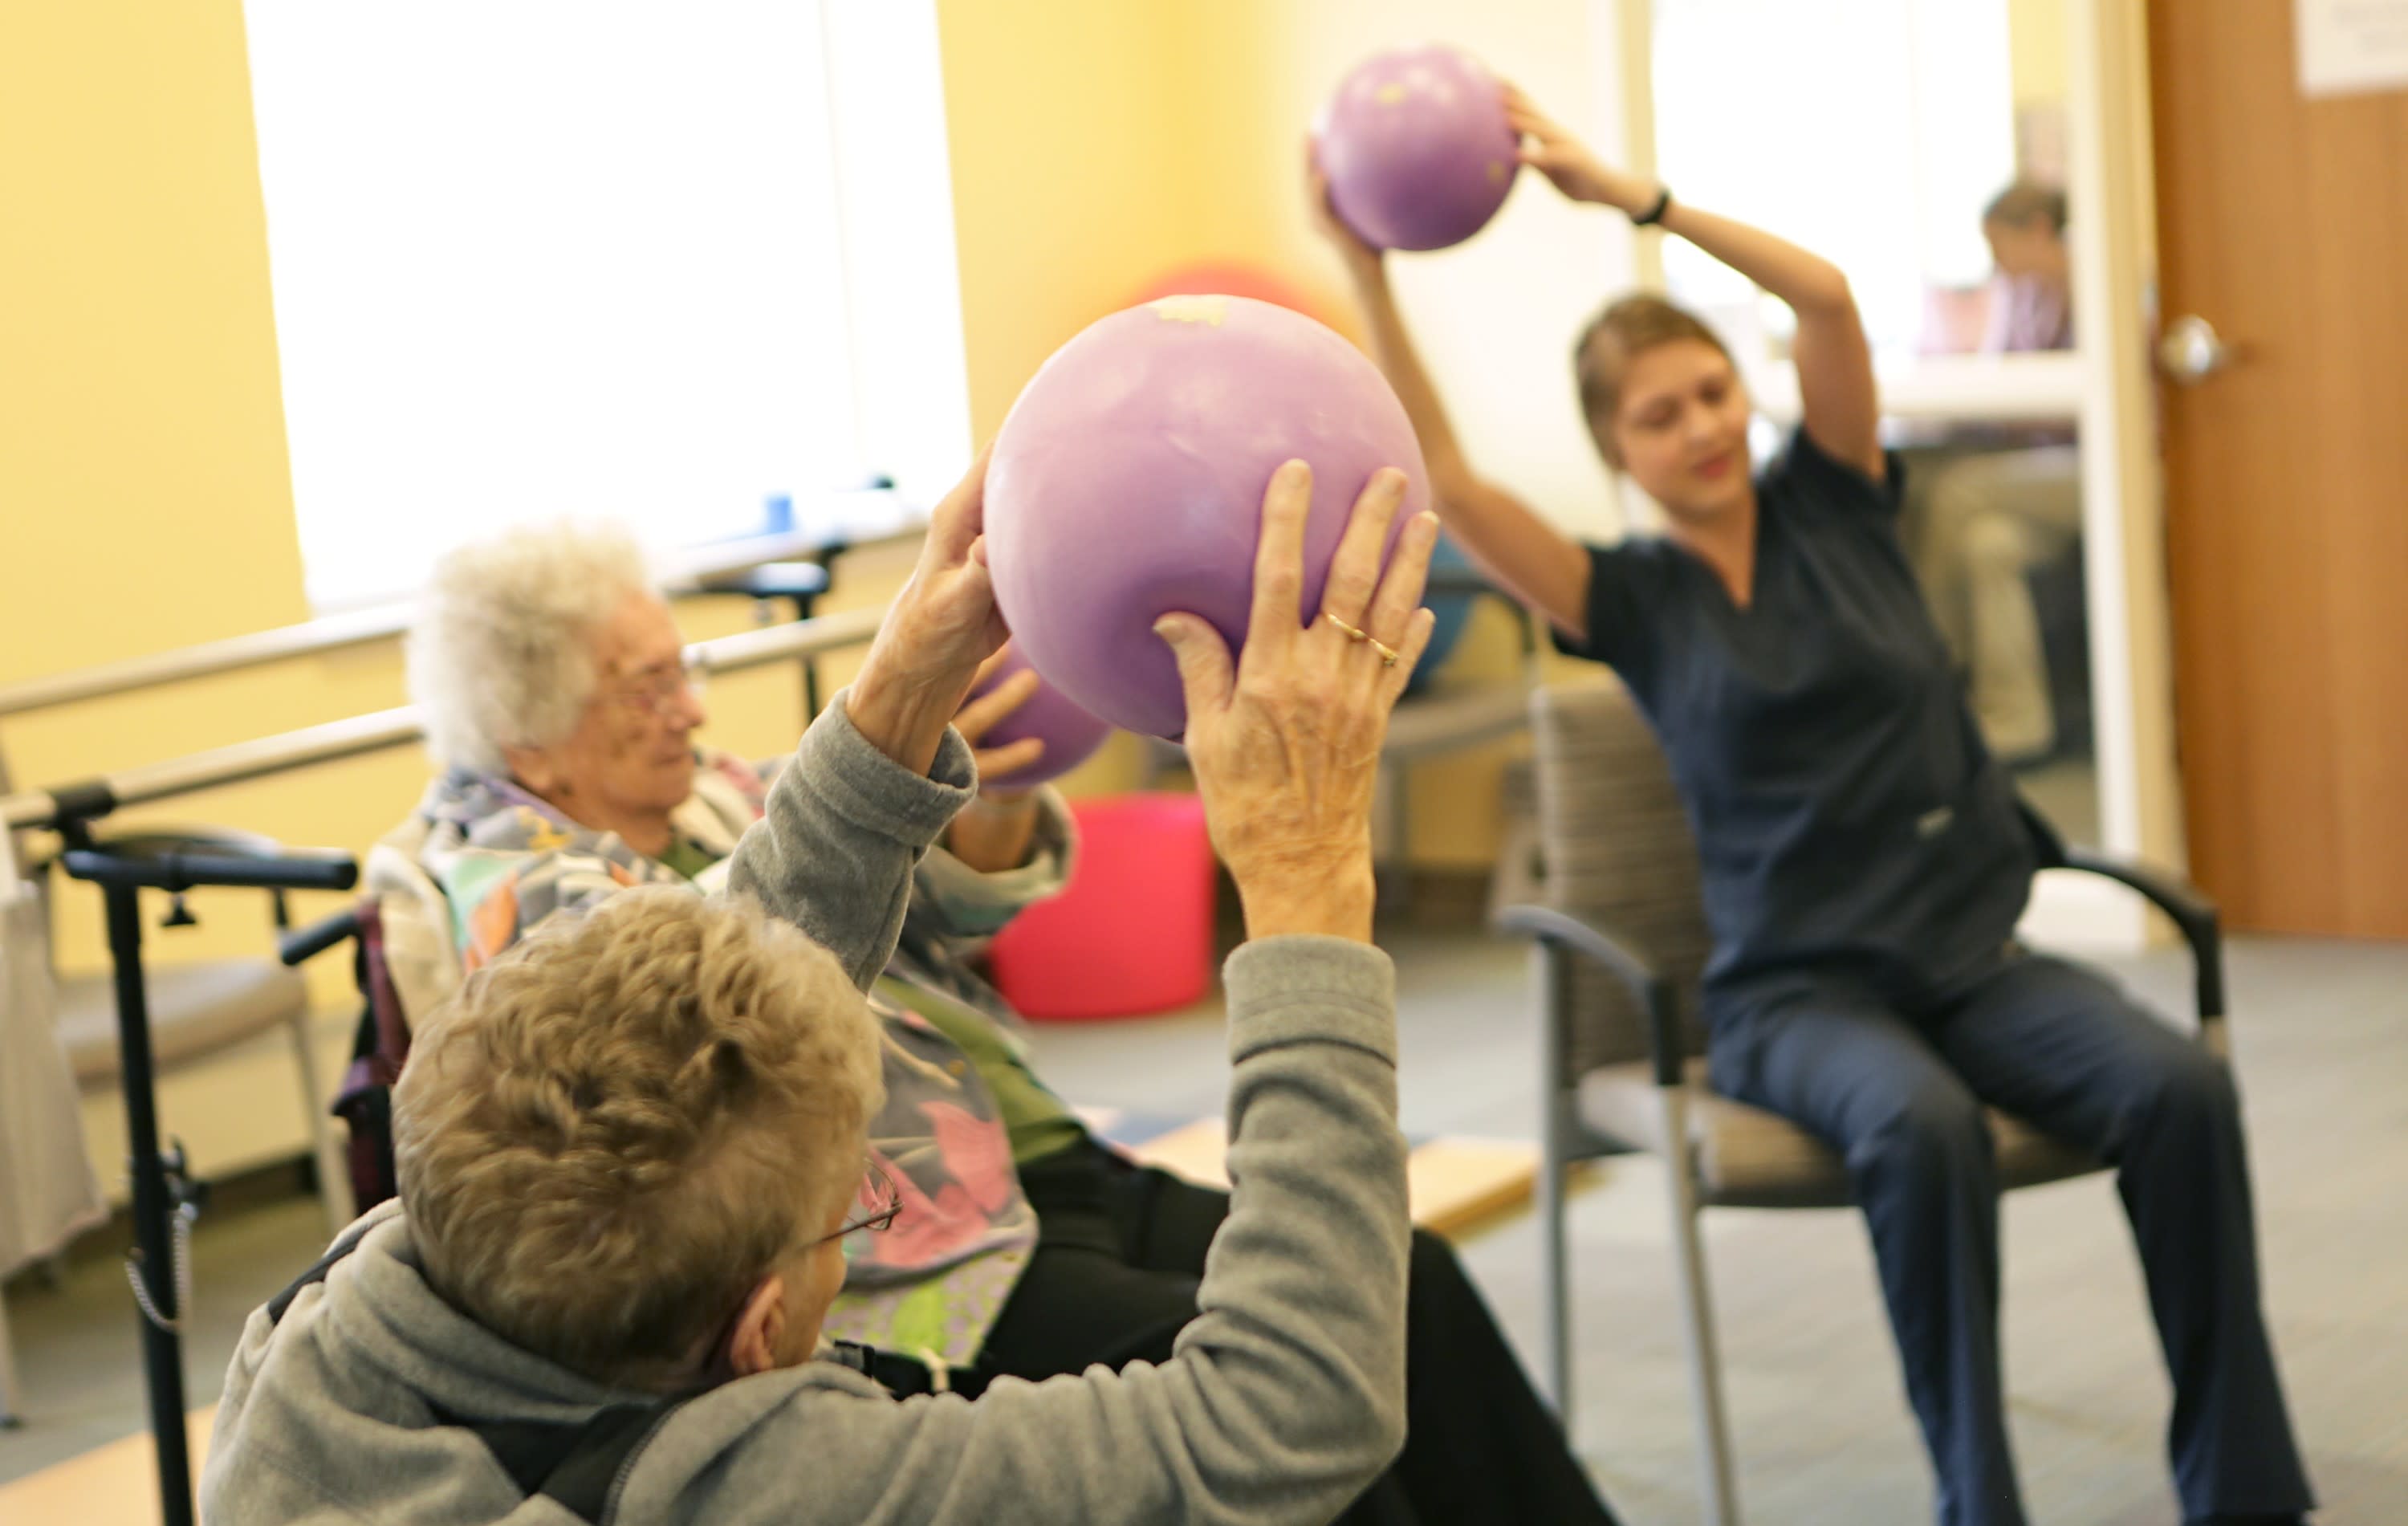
[392,490,1619,1524]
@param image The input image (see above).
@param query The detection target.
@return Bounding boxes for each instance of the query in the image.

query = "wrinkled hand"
[1304,137,1383,275]
[1155,462,1440,944]
[850,446,1010,775]
[1502,83,1655,216]
[955,645,1048,790]
[940,646,1050,872]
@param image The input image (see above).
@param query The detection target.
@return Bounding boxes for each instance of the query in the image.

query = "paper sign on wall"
[2297,0,2408,97]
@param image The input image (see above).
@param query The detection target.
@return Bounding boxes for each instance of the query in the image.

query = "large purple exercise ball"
[1316,43,1519,253]
[984,295,1431,739]
[966,645,1113,789]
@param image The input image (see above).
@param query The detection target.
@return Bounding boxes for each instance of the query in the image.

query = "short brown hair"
[394,887,882,1387]
[1983,180,2068,234]
[1572,295,1734,466]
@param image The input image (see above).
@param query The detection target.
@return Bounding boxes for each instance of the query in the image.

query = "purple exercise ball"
[966,645,1114,790]
[985,294,1430,740]
[1316,43,1520,253]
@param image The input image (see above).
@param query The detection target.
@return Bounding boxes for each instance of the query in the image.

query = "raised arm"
[1505,87,1883,482]
[1310,149,1595,641]
[726,452,1007,987]
[700,463,1442,1526]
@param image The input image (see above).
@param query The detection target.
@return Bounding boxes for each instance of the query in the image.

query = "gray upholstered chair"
[1493,678,2227,1526]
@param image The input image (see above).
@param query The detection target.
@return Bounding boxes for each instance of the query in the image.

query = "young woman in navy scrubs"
[1312,89,2313,1526]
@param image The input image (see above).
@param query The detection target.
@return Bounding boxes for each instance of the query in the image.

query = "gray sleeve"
[673,937,1409,1526]
[724,690,978,991]
[909,787,1075,942]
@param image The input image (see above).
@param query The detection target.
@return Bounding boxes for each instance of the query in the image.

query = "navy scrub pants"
[1708,949,2313,1526]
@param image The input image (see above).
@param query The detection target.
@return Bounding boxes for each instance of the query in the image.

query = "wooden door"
[2148,1,2408,937]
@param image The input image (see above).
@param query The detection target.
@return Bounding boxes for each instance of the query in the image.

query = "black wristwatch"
[1632,185,1674,226]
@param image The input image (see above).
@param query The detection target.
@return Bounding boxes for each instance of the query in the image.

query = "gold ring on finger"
[1369,636,1401,667]
[1324,611,1370,642]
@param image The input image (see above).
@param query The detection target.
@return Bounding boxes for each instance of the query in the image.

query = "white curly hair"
[406,521,660,775]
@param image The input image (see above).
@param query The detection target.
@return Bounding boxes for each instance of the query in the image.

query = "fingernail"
[1152,617,1175,638]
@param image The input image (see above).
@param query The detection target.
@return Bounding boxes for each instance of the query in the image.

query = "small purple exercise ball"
[984,294,1430,739]
[1315,43,1520,253]
[966,645,1114,790]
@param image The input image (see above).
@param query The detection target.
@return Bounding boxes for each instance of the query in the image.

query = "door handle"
[2158,315,2232,385]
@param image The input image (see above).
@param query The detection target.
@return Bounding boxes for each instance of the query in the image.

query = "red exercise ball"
[1132,262,1329,324]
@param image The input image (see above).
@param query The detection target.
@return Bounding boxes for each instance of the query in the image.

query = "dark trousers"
[876,1139,1619,1526]
[1707,950,2313,1526]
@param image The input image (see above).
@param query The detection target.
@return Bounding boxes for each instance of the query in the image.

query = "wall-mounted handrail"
[1,606,885,832]
[0,493,921,722]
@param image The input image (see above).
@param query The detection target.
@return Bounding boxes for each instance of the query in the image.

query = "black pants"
[873,1138,1619,1526]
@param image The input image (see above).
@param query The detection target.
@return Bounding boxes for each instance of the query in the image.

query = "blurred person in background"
[1914,181,2084,764]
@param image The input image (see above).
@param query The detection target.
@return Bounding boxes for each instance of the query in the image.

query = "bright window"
[1651,0,2016,362]
[243,2,969,609]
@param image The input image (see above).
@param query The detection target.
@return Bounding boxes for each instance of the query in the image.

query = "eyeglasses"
[601,655,707,718]
[816,1159,903,1246]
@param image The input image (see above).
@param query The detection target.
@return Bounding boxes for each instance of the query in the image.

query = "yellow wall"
[0,3,305,676]
[2009,0,2072,108]
[0,0,376,990]
[941,0,1197,440]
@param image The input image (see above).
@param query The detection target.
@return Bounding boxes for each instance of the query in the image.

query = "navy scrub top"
[1556,428,2037,1005]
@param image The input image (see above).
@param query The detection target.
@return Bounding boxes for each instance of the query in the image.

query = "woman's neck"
[1665,494,1760,608]
[521,783,677,860]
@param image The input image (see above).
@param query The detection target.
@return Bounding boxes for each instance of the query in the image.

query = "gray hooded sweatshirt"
[201,698,1408,1524]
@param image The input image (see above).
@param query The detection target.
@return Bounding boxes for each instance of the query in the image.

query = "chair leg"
[1660,1084,1741,1526]
[287,1011,355,1237]
[1540,1094,1574,1417]
[0,1275,22,1427]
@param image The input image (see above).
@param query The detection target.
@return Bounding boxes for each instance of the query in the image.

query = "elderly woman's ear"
[502,743,569,800]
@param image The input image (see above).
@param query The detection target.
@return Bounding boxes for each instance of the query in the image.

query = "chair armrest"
[60,836,357,896]
[700,560,832,612]
[1494,902,1686,1086]
[91,824,287,860]
[2020,796,2226,1027]
[2056,849,2227,1022]
[83,825,351,929]
[22,824,280,875]
[280,905,364,968]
